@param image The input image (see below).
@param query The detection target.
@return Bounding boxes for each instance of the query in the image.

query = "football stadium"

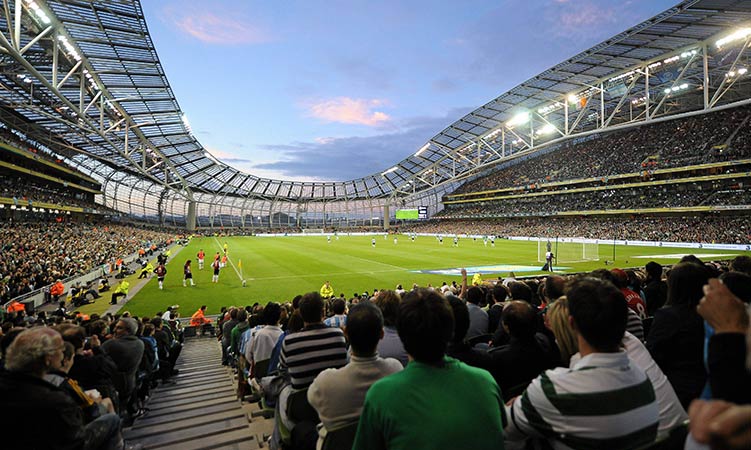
[1,0,751,449]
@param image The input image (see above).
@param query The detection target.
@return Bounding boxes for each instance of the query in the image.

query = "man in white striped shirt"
[505,277,659,450]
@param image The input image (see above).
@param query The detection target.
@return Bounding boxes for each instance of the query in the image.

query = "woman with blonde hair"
[545,296,578,366]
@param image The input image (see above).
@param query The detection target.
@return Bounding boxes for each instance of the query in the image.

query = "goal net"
[537,238,599,263]
[301,229,325,235]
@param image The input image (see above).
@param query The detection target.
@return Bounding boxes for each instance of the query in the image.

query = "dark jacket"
[68,349,118,404]
[643,280,667,317]
[101,334,144,400]
[0,371,85,450]
[646,304,706,409]
[488,333,557,397]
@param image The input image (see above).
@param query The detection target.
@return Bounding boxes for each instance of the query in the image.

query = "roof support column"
[186,200,196,231]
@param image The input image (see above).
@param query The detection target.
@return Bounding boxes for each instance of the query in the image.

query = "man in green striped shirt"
[505,277,659,450]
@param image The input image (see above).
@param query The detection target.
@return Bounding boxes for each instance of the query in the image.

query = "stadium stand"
[2,0,751,449]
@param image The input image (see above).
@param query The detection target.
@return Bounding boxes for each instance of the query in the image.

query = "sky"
[140,0,678,182]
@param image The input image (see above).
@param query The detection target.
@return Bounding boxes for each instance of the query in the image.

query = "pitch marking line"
[213,237,244,282]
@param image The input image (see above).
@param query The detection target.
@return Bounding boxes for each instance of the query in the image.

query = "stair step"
[144,397,238,417]
[125,409,246,440]
[152,374,229,392]
[147,387,235,408]
[133,401,242,429]
[148,427,258,450]
[131,416,249,448]
[148,380,230,398]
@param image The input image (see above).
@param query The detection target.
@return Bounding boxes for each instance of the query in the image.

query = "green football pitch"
[107,235,748,318]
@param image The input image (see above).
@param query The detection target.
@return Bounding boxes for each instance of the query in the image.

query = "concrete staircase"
[124,336,274,449]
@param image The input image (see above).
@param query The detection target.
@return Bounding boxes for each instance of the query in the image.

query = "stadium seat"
[503,381,531,403]
[253,359,270,380]
[183,326,197,338]
[321,422,359,450]
[287,388,319,424]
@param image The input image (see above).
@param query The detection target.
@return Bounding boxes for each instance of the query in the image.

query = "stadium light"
[381,166,398,176]
[567,94,578,103]
[538,123,556,135]
[25,0,51,24]
[716,28,751,48]
[506,112,530,128]
[414,143,430,157]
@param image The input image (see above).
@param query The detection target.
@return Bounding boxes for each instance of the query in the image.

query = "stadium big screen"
[395,206,428,220]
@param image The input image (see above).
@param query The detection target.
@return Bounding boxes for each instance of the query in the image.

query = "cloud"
[167,6,271,45]
[554,2,617,36]
[248,108,468,181]
[306,97,391,126]
[206,148,253,164]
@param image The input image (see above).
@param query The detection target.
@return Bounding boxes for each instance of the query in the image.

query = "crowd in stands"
[0,222,174,302]
[0,304,186,449]
[404,215,751,244]
[2,252,751,449]
[439,182,749,218]
[193,254,751,449]
[454,105,751,195]
[0,126,86,177]
[0,171,113,212]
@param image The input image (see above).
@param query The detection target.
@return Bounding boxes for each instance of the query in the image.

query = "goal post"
[301,229,325,235]
[537,237,599,263]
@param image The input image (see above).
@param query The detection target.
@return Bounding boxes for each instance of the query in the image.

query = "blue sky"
[141,0,677,182]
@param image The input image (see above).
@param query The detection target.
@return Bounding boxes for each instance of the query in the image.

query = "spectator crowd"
[0,222,174,303]
[405,215,751,245]
[454,105,751,195]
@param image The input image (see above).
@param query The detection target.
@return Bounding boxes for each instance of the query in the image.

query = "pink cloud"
[168,8,270,45]
[307,97,391,126]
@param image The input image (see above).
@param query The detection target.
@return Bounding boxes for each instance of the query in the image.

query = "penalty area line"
[213,237,244,282]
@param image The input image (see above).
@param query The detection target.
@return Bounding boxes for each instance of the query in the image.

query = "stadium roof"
[0,0,750,204]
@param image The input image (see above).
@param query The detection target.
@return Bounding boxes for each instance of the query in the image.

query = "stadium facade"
[0,0,750,229]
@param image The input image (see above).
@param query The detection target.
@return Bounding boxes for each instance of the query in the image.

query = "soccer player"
[327,235,332,244]
[372,238,376,248]
[197,249,205,270]
[438,235,443,245]
[223,241,229,255]
[212,258,220,283]
[453,236,459,247]
[394,236,398,245]
[154,263,167,290]
[183,260,195,287]
[220,253,228,268]
[490,236,495,247]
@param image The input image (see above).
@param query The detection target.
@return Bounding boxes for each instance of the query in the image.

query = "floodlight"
[381,166,398,176]
[506,112,530,128]
[739,68,748,75]
[414,143,430,157]
[539,123,556,135]
[567,94,578,103]
[716,28,751,48]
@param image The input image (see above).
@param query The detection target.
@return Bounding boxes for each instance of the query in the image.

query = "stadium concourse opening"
[2,0,751,449]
